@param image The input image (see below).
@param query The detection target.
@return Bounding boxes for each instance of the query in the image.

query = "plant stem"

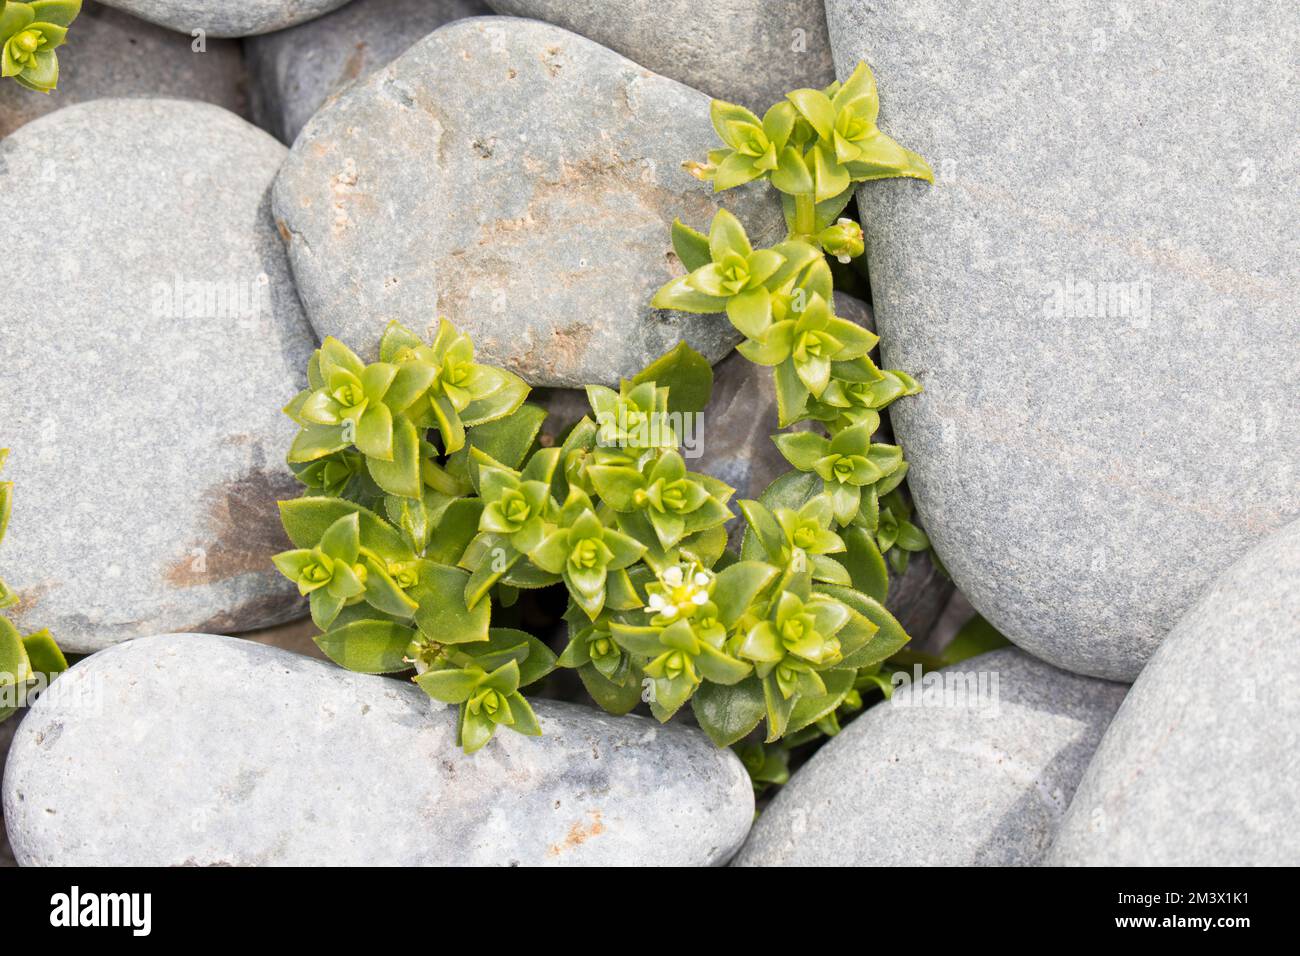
[793,192,817,238]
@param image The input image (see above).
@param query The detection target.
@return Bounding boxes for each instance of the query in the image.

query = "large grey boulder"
[272,16,783,386]
[0,100,316,654]
[1049,518,1300,866]
[825,0,1300,680]
[734,649,1127,866]
[98,0,351,37]
[485,0,835,111]
[0,2,247,139]
[3,634,754,865]
[246,0,489,145]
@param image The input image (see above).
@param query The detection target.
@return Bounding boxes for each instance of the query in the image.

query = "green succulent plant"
[527,490,646,620]
[687,61,931,233]
[589,450,732,552]
[273,511,418,630]
[0,0,80,93]
[416,655,541,754]
[1,448,67,723]
[874,487,933,575]
[284,320,528,504]
[274,325,915,756]
[586,379,677,452]
[773,423,904,526]
[786,61,934,202]
[816,218,865,263]
[273,62,934,771]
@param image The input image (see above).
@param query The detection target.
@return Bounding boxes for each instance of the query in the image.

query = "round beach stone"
[733,648,1127,866]
[826,0,1300,680]
[0,100,316,654]
[246,0,489,145]
[272,16,783,386]
[1049,518,1300,866]
[485,0,835,111]
[98,0,351,38]
[2,634,754,866]
[0,1,247,139]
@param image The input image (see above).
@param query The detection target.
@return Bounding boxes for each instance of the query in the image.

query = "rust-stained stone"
[246,0,491,145]
[0,100,317,654]
[273,16,784,387]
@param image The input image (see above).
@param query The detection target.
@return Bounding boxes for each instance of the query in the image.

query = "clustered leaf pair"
[0,449,68,724]
[0,0,80,93]
[654,209,917,430]
[692,61,931,213]
[285,319,528,502]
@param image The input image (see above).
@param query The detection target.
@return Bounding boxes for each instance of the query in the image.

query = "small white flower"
[691,591,709,606]
[693,572,710,587]
[648,593,666,610]
[663,566,684,587]
[660,604,678,619]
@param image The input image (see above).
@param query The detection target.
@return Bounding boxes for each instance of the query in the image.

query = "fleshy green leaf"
[0,617,33,689]
[416,667,482,705]
[278,497,413,564]
[366,414,421,498]
[314,619,416,674]
[835,525,889,603]
[464,403,546,474]
[20,630,66,679]
[691,676,767,747]
[670,218,712,272]
[817,584,909,668]
[712,561,779,627]
[422,498,483,566]
[411,563,490,644]
[459,627,557,687]
[578,662,643,715]
[629,341,714,416]
[786,669,855,734]
[773,430,828,472]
